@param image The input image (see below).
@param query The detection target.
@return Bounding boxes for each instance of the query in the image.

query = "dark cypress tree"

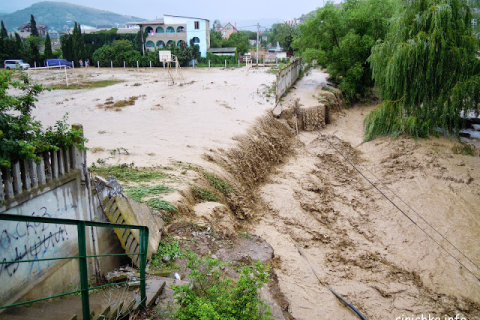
[30,15,39,37]
[72,22,85,66]
[1,21,8,38]
[44,32,52,59]
[28,39,41,66]
[14,32,24,58]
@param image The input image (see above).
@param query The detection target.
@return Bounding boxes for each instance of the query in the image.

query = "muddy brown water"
[250,70,480,320]
[27,67,480,319]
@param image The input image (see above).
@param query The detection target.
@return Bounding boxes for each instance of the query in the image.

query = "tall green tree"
[225,32,249,56]
[210,30,224,48]
[72,22,86,65]
[269,23,298,52]
[1,21,8,38]
[61,33,74,61]
[14,32,24,58]
[44,32,52,59]
[30,14,39,37]
[27,38,41,66]
[365,0,480,140]
[294,0,397,103]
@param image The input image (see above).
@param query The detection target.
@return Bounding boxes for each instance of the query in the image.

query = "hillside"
[0,1,145,32]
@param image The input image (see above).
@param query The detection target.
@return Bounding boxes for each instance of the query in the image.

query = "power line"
[301,111,480,283]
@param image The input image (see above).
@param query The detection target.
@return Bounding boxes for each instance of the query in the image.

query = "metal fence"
[0,213,149,320]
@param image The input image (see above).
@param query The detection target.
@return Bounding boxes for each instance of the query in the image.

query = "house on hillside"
[219,22,238,39]
[131,15,210,58]
[284,19,302,27]
[18,22,48,37]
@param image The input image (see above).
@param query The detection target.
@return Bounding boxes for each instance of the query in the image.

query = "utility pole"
[256,23,259,66]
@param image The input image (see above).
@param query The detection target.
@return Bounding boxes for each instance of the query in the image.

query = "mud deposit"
[25,66,480,319]
[250,71,480,319]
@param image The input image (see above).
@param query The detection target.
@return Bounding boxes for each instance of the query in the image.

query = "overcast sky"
[2,0,339,28]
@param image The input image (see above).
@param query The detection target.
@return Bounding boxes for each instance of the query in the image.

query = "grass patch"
[204,172,233,195]
[53,80,123,90]
[147,198,177,212]
[90,163,168,183]
[452,142,478,156]
[151,236,182,269]
[125,185,174,202]
[109,96,139,108]
[191,186,218,202]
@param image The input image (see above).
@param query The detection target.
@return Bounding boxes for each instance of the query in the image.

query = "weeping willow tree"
[364,0,480,140]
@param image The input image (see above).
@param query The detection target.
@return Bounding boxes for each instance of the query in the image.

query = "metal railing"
[0,213,149,320]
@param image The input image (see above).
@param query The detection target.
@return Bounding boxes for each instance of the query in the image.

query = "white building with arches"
[132,15,210,58]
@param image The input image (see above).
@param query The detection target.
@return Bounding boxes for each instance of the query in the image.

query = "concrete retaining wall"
[276,58,302,102]
[0,127,124,308]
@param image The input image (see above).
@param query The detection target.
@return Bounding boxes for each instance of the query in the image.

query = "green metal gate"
[0,213,149,320]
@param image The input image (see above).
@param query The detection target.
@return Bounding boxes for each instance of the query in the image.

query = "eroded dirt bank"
[247,71,480,319]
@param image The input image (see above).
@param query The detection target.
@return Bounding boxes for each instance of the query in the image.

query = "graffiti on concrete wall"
[0,179,80,303]
[0,207,70,277]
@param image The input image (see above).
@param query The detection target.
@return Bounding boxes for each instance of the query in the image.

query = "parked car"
[46,59,73,68]
[4,59,30,70]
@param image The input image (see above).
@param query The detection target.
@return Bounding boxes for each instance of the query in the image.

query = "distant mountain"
[0,1,146,32]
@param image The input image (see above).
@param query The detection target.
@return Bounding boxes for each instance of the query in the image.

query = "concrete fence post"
[137,61,139,70]
[208,60,210,68]
[97,61,99,68]
[124,61,125,69]
[111,61,113,69]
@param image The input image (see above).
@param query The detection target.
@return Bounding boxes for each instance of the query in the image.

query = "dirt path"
[252,70,480,319]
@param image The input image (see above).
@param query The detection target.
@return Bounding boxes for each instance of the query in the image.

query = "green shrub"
[0,70,86,168]
[172,251,272,320]
[151,236,182,269]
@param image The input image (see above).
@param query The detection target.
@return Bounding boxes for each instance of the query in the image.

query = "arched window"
[156,40,165,48]
[166,26,175,33]
[192,37,200,44]
[146,40,155,48]
[177,26,185,33]
[177,40,185,47]
[145,27,153,34]
[166,40,175,47]
[156,27,164,33]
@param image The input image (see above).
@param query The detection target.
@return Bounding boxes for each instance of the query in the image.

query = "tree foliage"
[294,0,397,103]
[269,23,298,52]
[0,70,86,168]
[365,0,480,140]
[44,32,52,59]
[172,251,272,320]
[30,15,39,37]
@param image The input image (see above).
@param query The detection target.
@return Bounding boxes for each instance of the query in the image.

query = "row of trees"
[0,15,56,66]
[294,0,480,140]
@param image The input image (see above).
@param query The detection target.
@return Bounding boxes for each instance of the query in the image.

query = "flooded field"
[27,66,480,319]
